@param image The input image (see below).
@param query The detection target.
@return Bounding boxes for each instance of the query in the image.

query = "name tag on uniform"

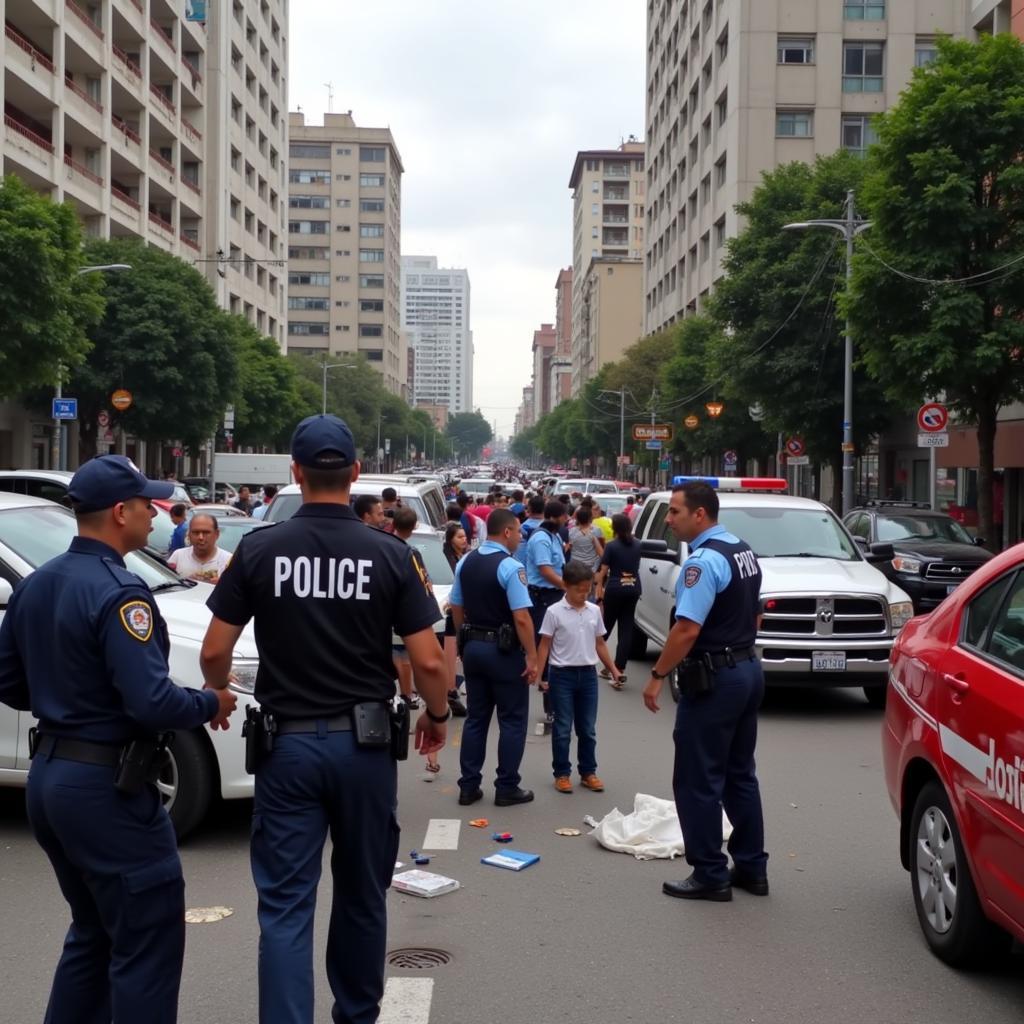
[274,556,373,600]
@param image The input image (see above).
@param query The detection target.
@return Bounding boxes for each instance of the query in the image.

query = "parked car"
[633,477,914,707]
[0,469,74,505]
[844,502,992,614]
[551,478,619,496]
[884,541,1024,965]
[0,493,258,838]
[183,478,239,505]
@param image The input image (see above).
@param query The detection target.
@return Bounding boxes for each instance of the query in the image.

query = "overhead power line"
[859,238,1024,287]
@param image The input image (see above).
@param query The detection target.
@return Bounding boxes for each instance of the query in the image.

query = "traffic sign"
[617,455,631,466]
[172,447,183,458]
[52,398,77,420]
[784,436,805,458]
[633,423,673,442]
[917,403,948,433]
[645,440,663,451]
[111,388,133,412]
[684,415,699,430]
[918,433,949,448]
[723,449,738,469]
[705,401,725,419]
[659,459,671,471]
[788,455,810,466]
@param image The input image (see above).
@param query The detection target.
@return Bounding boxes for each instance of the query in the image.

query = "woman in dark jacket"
[594,513,643,690]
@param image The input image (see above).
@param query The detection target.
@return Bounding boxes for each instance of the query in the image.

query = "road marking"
[379,977,433,1024]
[422,817,461,850]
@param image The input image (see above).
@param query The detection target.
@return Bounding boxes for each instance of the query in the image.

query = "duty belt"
[690,645,758,669]
[275,715,354,735]
[462,626,501,644]
[33,734,123,767]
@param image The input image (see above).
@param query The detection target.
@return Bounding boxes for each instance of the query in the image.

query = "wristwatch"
[650,667,671,680]
[425,705,452,724]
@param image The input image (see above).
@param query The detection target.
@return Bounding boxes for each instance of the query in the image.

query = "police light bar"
[671,476,788,492]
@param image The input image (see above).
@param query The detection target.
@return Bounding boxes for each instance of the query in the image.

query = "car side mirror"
[867,542,895,562]
[973,536,986,547]
[853,536,869,551]
[0,578,13,607]
[641,538,678,563]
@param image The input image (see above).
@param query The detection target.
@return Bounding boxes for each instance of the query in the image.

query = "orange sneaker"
[580,774,605,792]
[554,776,573,794]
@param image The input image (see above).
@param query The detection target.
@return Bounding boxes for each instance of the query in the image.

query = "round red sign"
[917,403,948,433]
[785,436,806,458]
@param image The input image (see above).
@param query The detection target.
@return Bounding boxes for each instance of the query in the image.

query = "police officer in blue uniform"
[0,455,237,1024]
[200,414,449,1024]
[643,480,769,902]
[450,507,539,807]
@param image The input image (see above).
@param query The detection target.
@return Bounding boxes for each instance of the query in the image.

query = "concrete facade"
[530,323,556,423]
[286,111,405,395]
[579,257,644,386]
[551,267,573,408]
[568,142,645,395]
[644,0,971,334]
[401,255,473,414]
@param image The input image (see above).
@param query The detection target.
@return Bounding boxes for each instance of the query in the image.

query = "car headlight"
[229,658,259,695]
[891,555,923,575]
[889,602,914,633]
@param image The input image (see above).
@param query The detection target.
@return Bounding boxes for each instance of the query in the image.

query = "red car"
[884,542,1024,966]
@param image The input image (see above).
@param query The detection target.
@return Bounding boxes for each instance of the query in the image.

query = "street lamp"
[52,263,133,471]
[783,189,872,517]
[320,358,356,415]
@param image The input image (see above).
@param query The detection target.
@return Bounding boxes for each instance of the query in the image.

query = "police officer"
[200,415,449,1024]
[0,455,237,1024]
[642,480,769,902]
[450,507,538,807]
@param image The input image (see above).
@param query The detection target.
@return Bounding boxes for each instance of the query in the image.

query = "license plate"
[946,583,960,595]
[812,651,847,672]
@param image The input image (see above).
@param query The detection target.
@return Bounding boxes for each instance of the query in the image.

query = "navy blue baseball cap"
[67,455,175,513]
[291,414,357,469]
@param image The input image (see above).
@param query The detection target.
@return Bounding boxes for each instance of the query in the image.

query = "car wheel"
[668,665,682,704]
[909,781,1011,967]
[159,729,214,841]
[863,685,887,709]
[629,627,647,660]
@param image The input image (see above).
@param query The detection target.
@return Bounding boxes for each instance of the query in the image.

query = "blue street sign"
[52,398,78,420]
[645,440,662,450]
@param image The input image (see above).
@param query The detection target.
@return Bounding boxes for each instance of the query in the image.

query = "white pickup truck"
[632,481,914,707]
[0,493,258,837]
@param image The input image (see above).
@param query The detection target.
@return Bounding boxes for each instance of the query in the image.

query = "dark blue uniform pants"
[26,755,186,1024]
[251,730,398,1024]
[672,657,769,887]
[459,640,529,794]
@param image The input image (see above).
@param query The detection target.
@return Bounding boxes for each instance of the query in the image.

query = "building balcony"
[148,209,175,240]
[4,113,55,171]
[603,166,630,179]
[111,114,142,151]
[64,76,103,120]
[63,153,103,187]
[149,84,177,126]
[181,118,203,148]
[5,25,56,100]
[112,45,143,86]
[603,189,629,201]
[179,230,201,252]
[111,187,141,220]
[148,149,175,187]
[150,18,176,55]
[65,0,104,59]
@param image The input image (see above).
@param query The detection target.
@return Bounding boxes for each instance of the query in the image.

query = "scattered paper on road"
[185,906,233,924]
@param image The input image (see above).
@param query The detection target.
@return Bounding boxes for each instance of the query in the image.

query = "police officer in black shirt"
[0,455,237,1024]
[643,481,769,902]
[200,414,448,1024]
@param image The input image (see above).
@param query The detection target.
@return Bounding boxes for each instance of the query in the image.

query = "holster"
[497,622,518,654]
[352,701,390,748]
[389,699,410,761]
[678,655,716,700]
[457,623,470,659]
[113,733,173,795]
[242,707,275,775]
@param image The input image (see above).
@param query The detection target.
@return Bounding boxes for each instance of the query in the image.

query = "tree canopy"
[446,411,493,458]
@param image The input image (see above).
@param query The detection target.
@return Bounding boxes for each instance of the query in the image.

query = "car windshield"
[875,514,973,545]
[215,519,269,552]
[596,496,630,516]
[404,534,454,586]
[265,491,430,528]
[0,505,182,586]
[554,481,586,494]
[719,507,859,561]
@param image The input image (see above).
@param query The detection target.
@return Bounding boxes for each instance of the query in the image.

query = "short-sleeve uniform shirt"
[674,524,742,625]
[525,526,565,588]
[449,539,532,611]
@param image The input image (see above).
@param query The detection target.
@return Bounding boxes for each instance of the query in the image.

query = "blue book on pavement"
[481,849,540,872]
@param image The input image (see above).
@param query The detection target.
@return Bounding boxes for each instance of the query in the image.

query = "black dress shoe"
[729,868,769,896]
[662,876,732,902]
[458,789,483,806]
[447,691,468,718]
[494,787,534,806]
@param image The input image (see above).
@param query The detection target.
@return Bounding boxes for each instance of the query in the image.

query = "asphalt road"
[1,660,1021,1024]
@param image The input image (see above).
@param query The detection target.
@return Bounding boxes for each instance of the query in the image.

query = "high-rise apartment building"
[551,268,573,408]
[0,0,287,467]
[568,142,645,395]
[286,111,405,395]
[579,257,644,388]
[530,323,556,423]
[401,255,474,413]
[643,0,972,334]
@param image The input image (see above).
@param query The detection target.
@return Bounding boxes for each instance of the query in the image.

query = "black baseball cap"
[67,455,175,513]
[290,414,357,469]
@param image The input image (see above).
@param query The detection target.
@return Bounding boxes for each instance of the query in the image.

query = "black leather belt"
[276,715,353,735]
[463,626,500,644]
[692,646,758,668]
[34,734,122,767]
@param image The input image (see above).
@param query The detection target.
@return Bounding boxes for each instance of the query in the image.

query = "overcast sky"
[288,1,646,439]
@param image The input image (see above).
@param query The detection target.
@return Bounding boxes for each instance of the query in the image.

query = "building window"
[717,27,729,62]
[716,90,728,126]
[288,246,329,260]
[360,274,384,288]
[777,36,814,64]
[915,38,937,67]
[844,0,885,20]
[289,195,329,209]
[336,147,351,155]
[843,42,884,92]
[289,272,330,286]
[776,110,814,137]
[359,173,385,187]
[289,169,330,184]
[336,199,352,208]
[841,114,878,156]
[289,220,328,234]
[359,249,385,262]
[359,224,385,237]
[364,349,384,361]
[288,296,330,310]
[360,146,386,162]
[289,144,330,159]
[359,324,383,337]
[360,299,384,312]
[288,322,330,336]
[714,217,726,250]
[360,199,385,212]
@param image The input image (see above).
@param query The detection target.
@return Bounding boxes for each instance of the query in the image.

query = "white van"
[551,478,619,496]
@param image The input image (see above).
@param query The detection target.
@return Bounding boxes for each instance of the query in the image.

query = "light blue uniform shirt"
[674,524,738,626]
[450,539,532,611]
[525,526,565,588]
[515,517,543,564]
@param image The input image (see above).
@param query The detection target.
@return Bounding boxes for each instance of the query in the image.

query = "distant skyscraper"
[401,256,474,413]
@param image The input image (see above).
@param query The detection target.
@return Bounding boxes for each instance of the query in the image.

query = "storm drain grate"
[386,947,453,970]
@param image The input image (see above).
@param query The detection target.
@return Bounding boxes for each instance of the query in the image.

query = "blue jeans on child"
[547,664,599,778]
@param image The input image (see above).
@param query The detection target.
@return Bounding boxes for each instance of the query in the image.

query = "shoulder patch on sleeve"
[518,567,527,586]
[684,565,702,588]
[118,600,153,642]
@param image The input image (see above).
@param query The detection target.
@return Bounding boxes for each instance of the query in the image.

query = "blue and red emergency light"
[670,476,788,492]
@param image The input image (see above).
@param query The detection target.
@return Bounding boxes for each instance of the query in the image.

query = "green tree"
[446,410,493,459]
[849,33,1024,546]
[0,175,105,395]
[710,152,904,492]
[67,239,239,459]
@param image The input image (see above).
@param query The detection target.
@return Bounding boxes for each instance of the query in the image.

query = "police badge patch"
[118,600,153,642]
[518,568,528,586]
[684,565,702,588]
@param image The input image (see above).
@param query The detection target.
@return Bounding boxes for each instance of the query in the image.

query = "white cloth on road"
[586,793,732,861]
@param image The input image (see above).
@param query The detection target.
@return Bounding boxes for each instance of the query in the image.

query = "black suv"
[843,502,991,613]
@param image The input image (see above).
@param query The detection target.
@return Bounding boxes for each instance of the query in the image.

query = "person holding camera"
[642,480,768,903]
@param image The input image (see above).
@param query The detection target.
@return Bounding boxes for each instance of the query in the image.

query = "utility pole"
[598,387,627,478]
[375,412,382,473]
